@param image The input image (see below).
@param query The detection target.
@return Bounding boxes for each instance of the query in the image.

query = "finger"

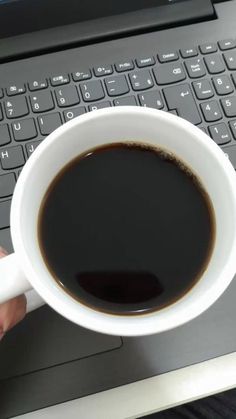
[0,247,27,338]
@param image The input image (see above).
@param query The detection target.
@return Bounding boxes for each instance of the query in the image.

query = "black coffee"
[38,143,215,315]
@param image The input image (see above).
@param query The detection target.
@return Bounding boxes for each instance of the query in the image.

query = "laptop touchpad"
[0,306,122,380]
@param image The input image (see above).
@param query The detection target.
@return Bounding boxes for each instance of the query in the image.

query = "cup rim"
[10,107,236,336]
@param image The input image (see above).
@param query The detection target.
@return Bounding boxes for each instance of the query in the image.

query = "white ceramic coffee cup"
[0,107,236,336]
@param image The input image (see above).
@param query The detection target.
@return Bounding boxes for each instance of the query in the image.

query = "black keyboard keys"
[72,70,92,82]
[105,75,129,96]
[193,80,214,100]
[185,58,206,78]
[63,107,86,122]
[25,140,42,158]
[153,63,186,85]
[180,47,198,59]
[0,124,11,146]
[163,83,201,125]
[38,113,62,135]
[129,70,154,90]
[28,79,48,91]
[50,74,70,86]
[30,91,54,113]
[0,145,25,169]
[0,200,11,229]
[212,75,234,95]
[204,55,225,74]
[4,97,29,119]
[94,65,113,77]
[136,57,155,68]
[221,97,236,117]
[114,96,137,106]
[201,101,222,122]
[138,90,164,109]
[80,80,105,102]
[89,101,111,111]
[12,118,37,141]
[219,39,236,51]
[199,43,218,54]
[158,51,179,63]
[208,123,231,145]
[6,84,26,96]
[55,86,80,107]
[0,173,16,198]
[115,61,134,72]
[224,50,236,70]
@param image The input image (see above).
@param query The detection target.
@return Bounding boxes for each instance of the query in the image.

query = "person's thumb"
[0,247,27,340]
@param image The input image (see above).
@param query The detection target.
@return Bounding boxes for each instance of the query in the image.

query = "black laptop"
[1,0,236,417]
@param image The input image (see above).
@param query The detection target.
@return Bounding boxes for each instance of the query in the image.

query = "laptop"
[0,0,236,417]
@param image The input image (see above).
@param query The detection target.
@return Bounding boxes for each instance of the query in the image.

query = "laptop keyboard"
[1,38,236,230]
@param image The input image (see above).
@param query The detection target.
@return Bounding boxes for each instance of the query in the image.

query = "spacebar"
[163,83,202,125]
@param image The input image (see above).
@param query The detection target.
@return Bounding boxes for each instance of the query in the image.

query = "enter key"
[163,83,201,125]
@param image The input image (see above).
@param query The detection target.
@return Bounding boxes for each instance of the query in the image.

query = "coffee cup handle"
[0,253,45,313]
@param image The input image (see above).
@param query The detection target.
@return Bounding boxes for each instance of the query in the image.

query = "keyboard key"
[138,90,164,109]
[208,123,231,145]
[80,80,105,102]
[180,47,198,59]
[192,80,214,100]
[12,118,37,141]
[0,124,11,146]
[219,39,236,51]
[212,75,234,95]
[4,97,29,119]
[204,55,225,74]
[94,65,113,77]
[163,84,201,125]
[185,58,206,78]
[221,97,236,117]
[200,101,222,122]
[89,101,111,111]
[129,70,154,91]
[105,75,129,96]
[25,140,42,158]
[38,113,62,135]
[153,63,186,85]
[28,79,48,91]
[6,83,26,96]
[30,91,54,113]
[199,43,218,54]
[115,61,134,72]
[0,173,16,197]
[229,120,236,139]
[224,50,236,70]
[50,74,70,86]
[158,51,178,63]
[136,57,155,68]
[0,145,25,169]
[72,70,92,82]
[63,107,86,122]
[0,200,11,229]
[55,85,80,107]
[114,96,137,106]
[222,144,236,168]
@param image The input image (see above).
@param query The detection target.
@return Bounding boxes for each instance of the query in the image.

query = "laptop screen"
[0,0,191,38]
